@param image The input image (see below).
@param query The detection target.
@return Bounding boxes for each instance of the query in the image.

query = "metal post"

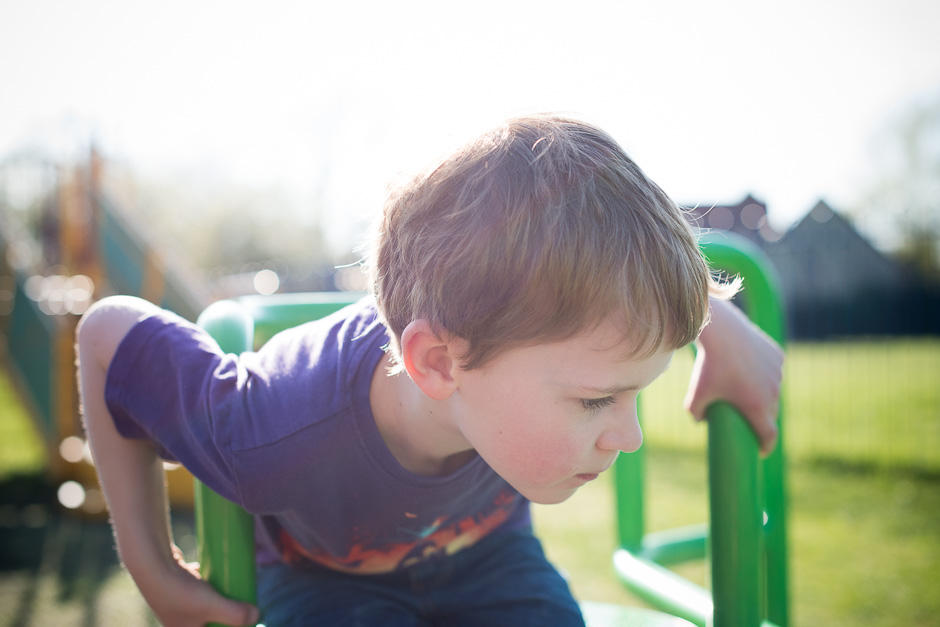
[196,301,258,625]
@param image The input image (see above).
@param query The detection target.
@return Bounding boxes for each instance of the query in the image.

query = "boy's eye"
[580,396,616,412]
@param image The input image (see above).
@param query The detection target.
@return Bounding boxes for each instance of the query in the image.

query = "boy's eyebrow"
[578,383,641,395]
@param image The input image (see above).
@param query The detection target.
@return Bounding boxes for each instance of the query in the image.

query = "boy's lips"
[576,459,616,482]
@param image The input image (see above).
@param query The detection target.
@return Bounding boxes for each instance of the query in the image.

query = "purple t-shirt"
[105,298,530,574]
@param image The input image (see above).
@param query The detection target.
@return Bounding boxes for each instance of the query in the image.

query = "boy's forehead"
[573,313,664,356]
[508,315,656,361]
[526,329,675,391]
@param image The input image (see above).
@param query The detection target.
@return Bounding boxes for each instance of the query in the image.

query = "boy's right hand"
[135,545,260,627]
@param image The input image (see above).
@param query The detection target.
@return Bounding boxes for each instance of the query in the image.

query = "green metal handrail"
[195,293,362,627]
[613,232,789,627]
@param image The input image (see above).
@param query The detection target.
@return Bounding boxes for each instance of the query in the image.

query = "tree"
[855,88,940,283]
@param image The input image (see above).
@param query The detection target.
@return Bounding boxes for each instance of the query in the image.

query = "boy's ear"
[400,320,463,400]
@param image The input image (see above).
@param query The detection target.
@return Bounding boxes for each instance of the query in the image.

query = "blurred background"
[0,0,937,625]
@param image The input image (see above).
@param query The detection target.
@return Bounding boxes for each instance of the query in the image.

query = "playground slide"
[0,159,210,514]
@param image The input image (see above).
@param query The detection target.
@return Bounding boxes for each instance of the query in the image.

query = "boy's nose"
[595,403,643,454]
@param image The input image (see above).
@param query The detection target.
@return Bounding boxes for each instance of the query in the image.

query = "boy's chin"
[519,486,579,505]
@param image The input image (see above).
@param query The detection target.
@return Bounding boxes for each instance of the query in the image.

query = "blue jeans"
[257,528,585,626]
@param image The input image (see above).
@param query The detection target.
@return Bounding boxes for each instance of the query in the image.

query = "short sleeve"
[105,310,248,505]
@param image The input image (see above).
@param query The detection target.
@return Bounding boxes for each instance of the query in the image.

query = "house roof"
[684,193,783,245]
[763,200,908,303]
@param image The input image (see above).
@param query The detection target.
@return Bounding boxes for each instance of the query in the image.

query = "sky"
[1,0,939,252]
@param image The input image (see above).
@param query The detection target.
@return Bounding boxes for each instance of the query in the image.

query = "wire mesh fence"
[642,332,940,474]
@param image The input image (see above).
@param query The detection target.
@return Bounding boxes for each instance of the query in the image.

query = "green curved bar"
[700,233,788,627]
[699,233,786,345]
[238,291,367,347]
[196,300,258,626]
[615,232,788,627]
[195,293,362,626]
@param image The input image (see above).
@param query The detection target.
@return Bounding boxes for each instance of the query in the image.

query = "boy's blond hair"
[369,113,731,370]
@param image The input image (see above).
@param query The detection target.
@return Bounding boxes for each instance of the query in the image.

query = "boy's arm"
[685,297,784,455]
[77,296,259,627]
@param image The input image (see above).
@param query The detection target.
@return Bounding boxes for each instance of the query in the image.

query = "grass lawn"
[636,338,940,471]
[533,449,940,627]
[0,365,45,477]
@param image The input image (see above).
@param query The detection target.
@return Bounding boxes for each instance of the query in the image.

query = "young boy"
[77,114,782,626]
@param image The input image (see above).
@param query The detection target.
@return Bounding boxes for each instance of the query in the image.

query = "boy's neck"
[369,353,477,477]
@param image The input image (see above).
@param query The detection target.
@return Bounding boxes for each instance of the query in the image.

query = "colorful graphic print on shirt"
[277,487,520,574]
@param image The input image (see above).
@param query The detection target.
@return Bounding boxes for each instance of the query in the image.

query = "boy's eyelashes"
[580,396,617,412]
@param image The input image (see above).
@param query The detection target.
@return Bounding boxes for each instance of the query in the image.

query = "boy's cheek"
[486,449,581,502]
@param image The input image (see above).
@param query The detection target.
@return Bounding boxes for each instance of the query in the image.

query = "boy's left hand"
[133,544,260,627]
[685,298,783,456]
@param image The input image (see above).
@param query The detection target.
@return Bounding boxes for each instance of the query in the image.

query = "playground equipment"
[0,151,210,512]
[194,233,788,627]
[0,224,84,484]
[613,233,788,626]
